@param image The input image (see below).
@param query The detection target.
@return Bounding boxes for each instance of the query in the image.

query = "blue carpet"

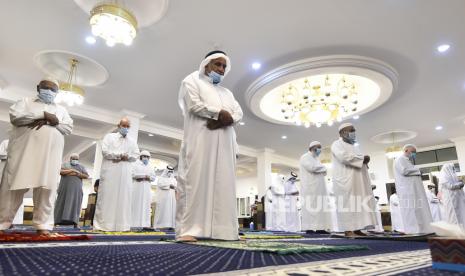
[0,236,433,275]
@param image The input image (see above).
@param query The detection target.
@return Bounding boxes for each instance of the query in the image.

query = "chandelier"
[56,59,85,106]
[385,133,402,159]
[280,75,359,128]
[90,2,138,47]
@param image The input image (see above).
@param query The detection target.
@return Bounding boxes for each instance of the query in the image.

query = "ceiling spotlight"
[239,122,245,126]
[148,133,154,137]
[354,142,360,147]
[86,36,97,44]
[252,62,261,70]
[437,44,450,53]
[353,115,360,120]
[281,135,287,139]
[435,125,443,130]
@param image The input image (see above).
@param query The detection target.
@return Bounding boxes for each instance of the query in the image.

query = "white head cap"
[309,141,321,149]
[140,150,151,157]
[41,76,60,88]
[338,122,354,132]
[70,153,79,159]
[402,144,417,151]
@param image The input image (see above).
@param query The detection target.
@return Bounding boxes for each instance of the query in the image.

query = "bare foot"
[36,230,51,235]
[176,235,197,242]
[353,230,367,236]
[344,231,357,237]
[0,230,5,235]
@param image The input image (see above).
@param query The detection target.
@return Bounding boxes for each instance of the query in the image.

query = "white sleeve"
[331,142,364,169]
[182,81,221,120]
[396,158,421,176]
[231,97,243,123]
[9,98,44,126]
[127,141,140,162]
[301,156,326,174]
[101,135,120,160]
[55,108,73,135]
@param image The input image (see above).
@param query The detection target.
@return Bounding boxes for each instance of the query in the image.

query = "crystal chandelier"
[56,59,85,107]
[90,2,137,47]
[280,75,359,128]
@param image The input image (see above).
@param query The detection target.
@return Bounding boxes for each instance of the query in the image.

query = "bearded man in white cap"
[0,77,73,235]
[394,144,433,234]
[331,123,377,237]
[300,141,332,233]
[177,50,243,242]
[131,150,155,228]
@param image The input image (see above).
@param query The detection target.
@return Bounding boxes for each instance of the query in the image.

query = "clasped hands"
[113,153,129,163]
[206,110,234,130]
[27,112,59,130]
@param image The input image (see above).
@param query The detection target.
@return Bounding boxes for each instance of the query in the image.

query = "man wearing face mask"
[177,50,243,242]
[54,153,89,228]
[394,144,433,234]
[0,78,73,235]
[154,166,177,229]
[331,123,377,237]
[300,141,332,233]
[94,118,140,231]
[131,150,155,228]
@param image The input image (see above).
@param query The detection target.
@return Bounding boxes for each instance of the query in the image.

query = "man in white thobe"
[131,150,155,228]
[0,78,73,235]
[0,139,23,225]
[331,123,377,237]
[270,175,287,231]
[283,173,301,232]
[265,186,274,230]
[300,141,332,233]
[426,184,442,222]
[176,50,243,242]
[373,196,384,232]
[154,166,177,229]
[439,163,465,227]
[389,190,404,232]
[393,144,433,234]
[94,118,140,231]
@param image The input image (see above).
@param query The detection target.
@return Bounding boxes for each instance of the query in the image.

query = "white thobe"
[131,160,155,228]
[270,176,286,231]
[154,174,177,228]
[177,71,243,240]
[439,167,465,226]
[374,199,384,232]
[0,97,72,230]
[265,188,274,230]
[299,152,332,231]
[284,179,301,232]
[330,138,377,231]
[393,155,433,234]
[426,189,442,222]
[94,133,139,231]
[389,193,404,232]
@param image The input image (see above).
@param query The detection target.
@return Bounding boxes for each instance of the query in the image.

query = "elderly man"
[439,163,465,226]
[94,118,140,231]
[331,123,377,237]
[300,141,332,233]
[131,150,155,228]
[177,50,243,242]
[394,144,433,234]
[154,166,177,229]
[54,153,89,228]
[0,78,73,235]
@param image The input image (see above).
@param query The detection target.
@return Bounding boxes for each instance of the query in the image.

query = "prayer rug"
[0,232,90,242]
[330,232,435,241]
[179,240,368,255]
[243,234,303,239]
[81,231,167,235]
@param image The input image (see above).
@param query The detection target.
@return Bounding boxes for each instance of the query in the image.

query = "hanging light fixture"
[279,75,359,127]
[89,2,138,47]
[56,59,85,107]
[385,133,402,159]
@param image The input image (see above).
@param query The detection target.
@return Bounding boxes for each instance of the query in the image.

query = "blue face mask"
[70,160,79,166]
[142,158,149,165]
[314,148,321,156]
[208,71,223,85]
[410,152,417,160]
[38,89,56,104]
[119,127,129,137]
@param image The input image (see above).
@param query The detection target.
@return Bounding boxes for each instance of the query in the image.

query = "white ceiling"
[1,0,465,159]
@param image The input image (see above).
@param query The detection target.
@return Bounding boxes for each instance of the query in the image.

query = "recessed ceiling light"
[252,62,261,70]
[435,125,443,130]
[281,135,287,139]
[86,36,97,44]
[437,44,450,53]
[148,133,154,137]
[239,122,245,126]
[353,115,360,120]
[354,142,359,146]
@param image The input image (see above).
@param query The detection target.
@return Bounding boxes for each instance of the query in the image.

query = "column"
[450,136,465,173]
[256,148,274,198]
[92,141,103,180]
[369,151,391,204]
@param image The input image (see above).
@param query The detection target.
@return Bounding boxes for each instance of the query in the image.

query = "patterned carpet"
[0,227,462,275]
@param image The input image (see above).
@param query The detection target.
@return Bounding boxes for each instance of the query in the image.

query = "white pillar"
[256,148,274,198]
[121,109,145,144]
[93,141,103,180]
[450,136,465,173]
[369,151,391,204]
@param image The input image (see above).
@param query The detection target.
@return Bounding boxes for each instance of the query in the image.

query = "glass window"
[415,150,437,165]
[436,147,458,162]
